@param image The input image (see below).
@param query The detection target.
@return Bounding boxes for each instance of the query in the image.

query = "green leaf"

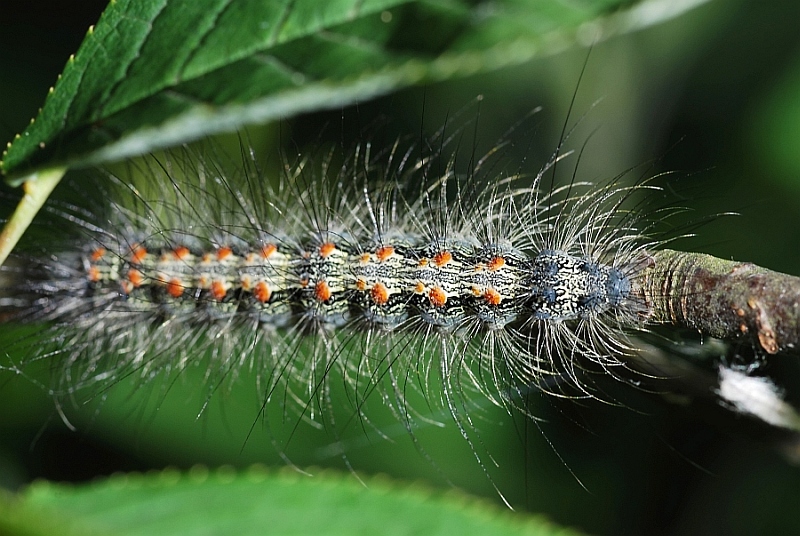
[0,0,709,265]
[1,0,709,184]
[1,467,581,536]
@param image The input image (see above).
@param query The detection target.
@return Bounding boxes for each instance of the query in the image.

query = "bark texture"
[639,249,800,355]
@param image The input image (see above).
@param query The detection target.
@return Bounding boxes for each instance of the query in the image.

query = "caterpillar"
[2,105,799,510]
[0,116,657,383]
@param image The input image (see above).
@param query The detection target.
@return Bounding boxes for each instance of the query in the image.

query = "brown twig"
[638,249,800,355]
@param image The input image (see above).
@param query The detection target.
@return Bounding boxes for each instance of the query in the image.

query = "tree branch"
[638,249,800,354]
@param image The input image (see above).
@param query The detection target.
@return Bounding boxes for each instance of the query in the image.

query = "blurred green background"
[2,1,800,534]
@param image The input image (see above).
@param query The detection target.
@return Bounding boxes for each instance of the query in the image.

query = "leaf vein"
[268,0,296,48]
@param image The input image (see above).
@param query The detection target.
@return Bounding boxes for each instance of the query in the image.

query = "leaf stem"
[0,169,65,267]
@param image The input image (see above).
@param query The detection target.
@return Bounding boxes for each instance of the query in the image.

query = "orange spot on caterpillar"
[483,288,502,305]
[199,275,210,288]
[359,253,371,265]
[254,281,271,303]
[167,278,184,298]
[90,247,106,262]
[127,269,144,288]
[433,251,452,267]
[376,246,394,262]
[201,253,213,264]
[315,280,332,302]
[300,277,309,288]
[173,246,191,260]
[471,285,482,296]
[414,282,425,294]
[261,244,277,258]
[371,283,389,305]
[88,266,101,282]
[217,247,233,261]
[488,257,505,271]
[418,258,429,267]
[130,245,147,264]
[319,242,336,258]
[356,278,368,291]
[210,280,227,300]
[428,287,447,307]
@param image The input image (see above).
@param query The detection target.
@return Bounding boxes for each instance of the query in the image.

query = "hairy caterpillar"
[2,102,799,515]
[0,108,662,433]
